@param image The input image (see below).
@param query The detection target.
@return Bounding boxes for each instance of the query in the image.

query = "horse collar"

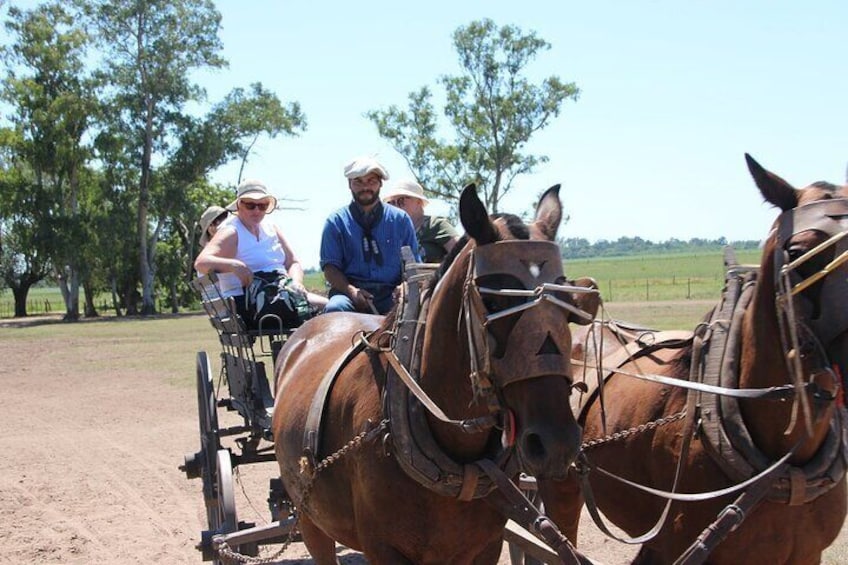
[696,266,848,505]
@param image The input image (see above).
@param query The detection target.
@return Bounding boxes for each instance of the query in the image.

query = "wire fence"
[0,276,729,319]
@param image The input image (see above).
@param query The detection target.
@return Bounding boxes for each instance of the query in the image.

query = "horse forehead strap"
[470,240,573,387]
[775,198,848,251]
[489,298,573,387]
[774,198,848,344]
[473,240,564,286]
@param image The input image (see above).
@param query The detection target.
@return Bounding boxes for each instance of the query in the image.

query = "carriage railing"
[192,273,288,444]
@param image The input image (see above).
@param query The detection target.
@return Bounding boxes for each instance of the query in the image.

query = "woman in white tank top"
[194,179,328,310]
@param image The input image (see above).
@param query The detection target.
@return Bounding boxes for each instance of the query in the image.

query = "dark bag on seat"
[245,271,313,330]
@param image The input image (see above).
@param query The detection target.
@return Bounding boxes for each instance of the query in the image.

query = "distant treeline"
[557,236,762,259]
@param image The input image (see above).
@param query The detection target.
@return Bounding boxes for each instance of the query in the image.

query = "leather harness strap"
[476,459,585,565]
[302,338,370,469]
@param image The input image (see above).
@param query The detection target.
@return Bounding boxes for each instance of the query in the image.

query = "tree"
[79,0,227,314]
[0,2,99,319]
[210,83,306,185]
[0,165,52,317]
[368,19,579,212]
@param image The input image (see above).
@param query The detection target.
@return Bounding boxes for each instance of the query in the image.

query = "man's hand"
[349,286,375,313]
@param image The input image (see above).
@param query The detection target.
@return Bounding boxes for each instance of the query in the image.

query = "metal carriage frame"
[180,273,299,563]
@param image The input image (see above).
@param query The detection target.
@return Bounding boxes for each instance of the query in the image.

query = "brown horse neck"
[418,262,496,460]
[738,284,835,463]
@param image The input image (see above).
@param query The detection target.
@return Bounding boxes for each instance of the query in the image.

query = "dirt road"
[0,314,841,564]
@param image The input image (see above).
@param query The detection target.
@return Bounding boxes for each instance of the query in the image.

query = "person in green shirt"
[382,179,459,264]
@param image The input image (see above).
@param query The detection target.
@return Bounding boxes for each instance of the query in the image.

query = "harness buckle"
[716,503,746,532]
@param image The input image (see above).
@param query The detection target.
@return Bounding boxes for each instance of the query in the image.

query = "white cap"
[343,156,389,180]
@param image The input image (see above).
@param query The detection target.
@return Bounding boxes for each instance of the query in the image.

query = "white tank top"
[217,218,288,296]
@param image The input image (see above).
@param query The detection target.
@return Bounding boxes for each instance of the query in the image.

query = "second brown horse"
[539,154,848,564]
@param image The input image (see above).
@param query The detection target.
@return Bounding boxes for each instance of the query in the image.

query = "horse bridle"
[773,198,848,431]
[461,240,599,412]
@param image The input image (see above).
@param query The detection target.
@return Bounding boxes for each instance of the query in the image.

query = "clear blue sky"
[15,1,848,270]
[197,1,847,269]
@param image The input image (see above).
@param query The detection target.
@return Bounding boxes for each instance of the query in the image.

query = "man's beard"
[354,190,378,206]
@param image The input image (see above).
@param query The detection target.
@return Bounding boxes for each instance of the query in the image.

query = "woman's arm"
[194,228,253,286]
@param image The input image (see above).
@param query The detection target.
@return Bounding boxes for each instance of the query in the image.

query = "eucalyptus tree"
[78,0,227,314]
[0,2,98,319]
[0,166,52,317]
[368,19,579,212]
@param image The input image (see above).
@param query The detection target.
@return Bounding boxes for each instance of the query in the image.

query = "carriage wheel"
[209,449,238,565]
[197,351,221,529]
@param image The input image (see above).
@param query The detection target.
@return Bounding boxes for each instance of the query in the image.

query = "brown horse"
[272,185,598,564]
[539,154,848,564]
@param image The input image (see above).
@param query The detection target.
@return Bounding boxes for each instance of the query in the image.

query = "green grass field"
[0,250,763,318]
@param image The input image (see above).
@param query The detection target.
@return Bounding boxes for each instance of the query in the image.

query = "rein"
[576,242,848,562]
[378,243,598,502]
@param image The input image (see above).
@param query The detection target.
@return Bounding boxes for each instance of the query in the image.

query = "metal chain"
[215,539,289,565]
[212,419,389,564]
[581,411,686,450]
[303,419,389,505]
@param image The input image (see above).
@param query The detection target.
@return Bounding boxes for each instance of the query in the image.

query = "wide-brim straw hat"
[226,179,278,212]
[198,205,229,246]
[381,178,429,206]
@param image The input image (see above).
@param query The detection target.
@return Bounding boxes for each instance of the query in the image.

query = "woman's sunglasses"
[387,197,407,207]
[239,200,271,212]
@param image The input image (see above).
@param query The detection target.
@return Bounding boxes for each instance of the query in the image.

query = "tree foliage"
[558,236,761,259]
[0,2,99,318]
[367,18,578,212]
[0,1,306,317]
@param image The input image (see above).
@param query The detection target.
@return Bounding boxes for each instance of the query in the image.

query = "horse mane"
[809,180,841,193]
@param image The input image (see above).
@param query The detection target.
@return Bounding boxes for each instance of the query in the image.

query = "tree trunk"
[12,286,30,318]
[82,279,99,318]
[110,276,123,317]
[64,266,80,321]
[139,96,156,315]
[170,281,179,313]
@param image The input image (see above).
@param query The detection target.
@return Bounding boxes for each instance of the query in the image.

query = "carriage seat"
[192,272,298,340]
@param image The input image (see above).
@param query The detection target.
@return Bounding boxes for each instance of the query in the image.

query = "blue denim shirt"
[320,203,420,289]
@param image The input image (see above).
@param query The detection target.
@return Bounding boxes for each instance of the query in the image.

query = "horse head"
[744,153,848,458]
[422,183,599,480]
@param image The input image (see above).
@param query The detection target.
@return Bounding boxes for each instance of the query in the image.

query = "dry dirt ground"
[0,313,843,564]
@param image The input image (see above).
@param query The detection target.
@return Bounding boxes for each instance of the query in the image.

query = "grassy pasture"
[0,249,762,318]
[565,249,762,302]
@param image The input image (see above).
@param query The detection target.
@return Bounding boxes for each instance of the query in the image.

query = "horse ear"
[745,153,798,212]
[533,184,563,240]
[460,183,498,244]
[568,277,600,325]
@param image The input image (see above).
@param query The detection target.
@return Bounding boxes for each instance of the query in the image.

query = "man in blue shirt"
[320,156,420,314]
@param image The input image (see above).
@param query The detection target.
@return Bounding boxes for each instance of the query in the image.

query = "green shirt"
[417,215,458,263]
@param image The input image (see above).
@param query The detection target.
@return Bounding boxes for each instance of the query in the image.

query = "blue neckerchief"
[349,202,384,265]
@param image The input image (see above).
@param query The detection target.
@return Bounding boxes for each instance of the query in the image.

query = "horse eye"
[786,245,807,263]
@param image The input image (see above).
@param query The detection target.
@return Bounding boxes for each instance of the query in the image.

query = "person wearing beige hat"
[382,178,459,264]
[319,156,419,314]
[198,205,230,248]
[195,178,327,326]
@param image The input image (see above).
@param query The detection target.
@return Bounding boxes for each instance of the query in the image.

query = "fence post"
[608,280,613,302]
[646,279,649,301]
